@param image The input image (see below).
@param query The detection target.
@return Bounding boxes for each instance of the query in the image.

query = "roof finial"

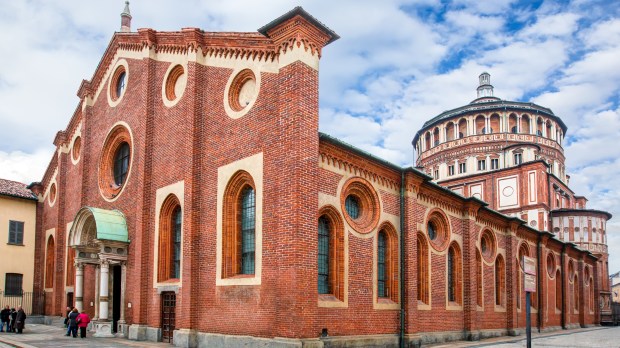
[120,1,132,32]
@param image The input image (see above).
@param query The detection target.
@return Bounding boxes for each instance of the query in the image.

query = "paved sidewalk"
[429,326,620,347]
[0,323,171,348]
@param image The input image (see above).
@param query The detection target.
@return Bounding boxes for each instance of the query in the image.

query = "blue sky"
[1,0,619,272]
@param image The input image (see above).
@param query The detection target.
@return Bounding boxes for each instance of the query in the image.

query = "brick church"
[29,4,612,347]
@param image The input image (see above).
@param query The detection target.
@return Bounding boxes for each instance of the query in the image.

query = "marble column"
[99,260,110,320]
[119,262,127,324]
[75,263,84,312]
[94,265,100,320]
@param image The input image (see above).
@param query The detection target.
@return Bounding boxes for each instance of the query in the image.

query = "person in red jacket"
[76,310,91,339]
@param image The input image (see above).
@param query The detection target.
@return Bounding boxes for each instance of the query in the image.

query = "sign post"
[523,256,536,348]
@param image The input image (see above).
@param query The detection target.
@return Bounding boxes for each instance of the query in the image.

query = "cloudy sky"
[1,1,619,271]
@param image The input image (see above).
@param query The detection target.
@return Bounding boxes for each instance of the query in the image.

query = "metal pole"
[526,291,532,348]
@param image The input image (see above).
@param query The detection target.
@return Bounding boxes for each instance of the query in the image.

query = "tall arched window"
[509,114,518,133]
[458,119,467,138]
[489,114,500,133]
[447,242,462,304]
[318,216,330,294]
[158,195,182,282]
[222,171,256,278]
[45,236,55,289]
[317,207,345,301]
[495,254,505,306]
[446,122,455,141]
[574,275,579,311]
[521,115,531,134]
[517,243,530,309]
[475,115,486,134]
[240,187,255,274]
[417,233,429,304]
[589,277,594,312]
[377,224,398,303]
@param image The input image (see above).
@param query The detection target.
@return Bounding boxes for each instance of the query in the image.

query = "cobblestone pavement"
[430,326,620,347]
[0,324,171,348]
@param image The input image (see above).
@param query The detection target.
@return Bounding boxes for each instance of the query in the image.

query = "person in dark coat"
[14,306,26,334]
[9,308,16,333]
[0,305,10,332]
[66,308,79,338]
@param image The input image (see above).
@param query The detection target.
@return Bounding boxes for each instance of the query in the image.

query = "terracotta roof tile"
[0,178,38,201]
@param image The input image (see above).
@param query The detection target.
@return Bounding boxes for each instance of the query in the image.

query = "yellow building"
[0,178,37,305]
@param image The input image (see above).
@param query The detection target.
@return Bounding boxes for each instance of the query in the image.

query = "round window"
[72,136,81,162]
[426,210,451,252]
[228,69,257,112]
[111,66,127,101]
[340,177,380,234]
[49,183,57,206]
[479,230,496,262]
[98,124,132,201]
[164,64,186,102]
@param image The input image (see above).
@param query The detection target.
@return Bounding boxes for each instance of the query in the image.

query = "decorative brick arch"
[318,205,345,301]
[158,194,182,282]
[447,241,462,305]
[222,170,256,278]
[417,232,430,304]
[377,221,398,303]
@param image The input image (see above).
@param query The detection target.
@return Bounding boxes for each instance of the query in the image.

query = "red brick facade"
[31,6,605,347]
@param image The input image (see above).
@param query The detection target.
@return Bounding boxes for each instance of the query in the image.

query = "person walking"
[0,305,10,332]
[64,306,71,328]
[66,308,79,338]
[9,308,16,333]
[76,310,91,339]
[14,306,26,334]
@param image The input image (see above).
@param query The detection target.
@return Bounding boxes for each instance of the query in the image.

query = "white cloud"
[0,149,54,185]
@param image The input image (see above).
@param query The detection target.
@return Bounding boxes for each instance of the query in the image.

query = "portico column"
[75,262,84,312]
[119,262,127,324]
[94,265,100,320]
[99,260,110,321]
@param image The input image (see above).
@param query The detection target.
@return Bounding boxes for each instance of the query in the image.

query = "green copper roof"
[87,207,129,242]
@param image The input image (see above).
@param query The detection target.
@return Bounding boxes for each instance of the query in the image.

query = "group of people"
[64,307,90,338]
[0,305,26,334]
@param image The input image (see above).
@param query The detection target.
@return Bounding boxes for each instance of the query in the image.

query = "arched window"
[458,119,467,138]
[446,122,455,141]
[556,270,562,310]
[574,274,579,311]
[45,236,55,289]
[490,114,500,133]
[317,207,345,301]
[157,195,182,282]
[113,142,130,186]
[66,247,75,286]
[116,71,126,97]
[377,224,398,303]
[447,242,462,304]
[521,115,531,134]
[222,171,256,278]
[476,250,482,307]
[475,115,486,134]
[417,233,429,304]
[240,187,255,274]
[509,114,518,133]
[378,231,387,297]
[495,254,505,306]
[425,132,431,150]
[433,127,440,146]
[318,216,330,294]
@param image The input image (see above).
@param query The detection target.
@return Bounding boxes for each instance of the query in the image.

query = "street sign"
[524,256,536,275]
[524,273,536,292]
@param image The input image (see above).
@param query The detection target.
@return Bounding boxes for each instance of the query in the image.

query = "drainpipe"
[561,244,566,329]
[399,171,405,348]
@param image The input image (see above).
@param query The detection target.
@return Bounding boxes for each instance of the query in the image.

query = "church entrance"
[161,292,176,343]
[112,265,122,333]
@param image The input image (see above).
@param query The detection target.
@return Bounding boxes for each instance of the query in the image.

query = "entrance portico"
[68,207,130,338]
